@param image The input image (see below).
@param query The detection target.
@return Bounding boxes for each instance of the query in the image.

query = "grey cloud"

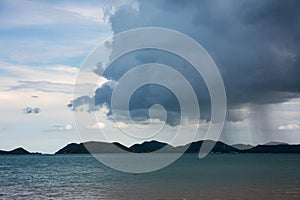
[0,128,7,133]
[23,107,40,114]
[67,96,94,112]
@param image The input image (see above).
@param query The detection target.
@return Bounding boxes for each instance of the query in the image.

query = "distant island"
[0,147,41,155]
[54,140,300,154]
[1,140,300,155]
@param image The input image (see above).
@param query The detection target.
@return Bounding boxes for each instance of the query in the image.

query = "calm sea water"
[0,154,299,199]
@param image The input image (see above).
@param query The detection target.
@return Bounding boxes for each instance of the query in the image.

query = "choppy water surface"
[0,154,299,199]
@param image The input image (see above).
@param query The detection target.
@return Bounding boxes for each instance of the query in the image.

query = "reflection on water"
[0,154,299,199]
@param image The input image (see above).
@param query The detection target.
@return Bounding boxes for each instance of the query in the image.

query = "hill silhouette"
[1,141,300,155]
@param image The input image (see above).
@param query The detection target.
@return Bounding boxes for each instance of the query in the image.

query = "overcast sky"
[0,0,300,153]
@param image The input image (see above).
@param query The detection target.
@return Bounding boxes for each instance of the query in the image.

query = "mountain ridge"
[1,141,300,155]
[54,140,300,154]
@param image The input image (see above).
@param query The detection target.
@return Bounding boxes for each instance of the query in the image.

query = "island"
[54,140,300,154]
[1,141,300,155]
[0,147,41,155]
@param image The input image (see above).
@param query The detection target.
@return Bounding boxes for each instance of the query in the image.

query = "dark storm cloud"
[73,0,300,124]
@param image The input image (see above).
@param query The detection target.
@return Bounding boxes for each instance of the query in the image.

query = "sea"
[0,154,299,199]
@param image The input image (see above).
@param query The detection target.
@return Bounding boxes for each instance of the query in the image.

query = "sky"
[0,0,300,153]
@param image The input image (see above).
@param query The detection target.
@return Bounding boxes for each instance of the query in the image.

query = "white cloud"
[113,121,129,129]
[0,0,103,28]
[282,98,300,105]
[53,124,73,131]
[87,122,106,130]
[0,62,108,96]
[9,80,96,95]
[57,5,104,23]
[278,124,300,131]
[0,62,78,84]
[10,81,75,94]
